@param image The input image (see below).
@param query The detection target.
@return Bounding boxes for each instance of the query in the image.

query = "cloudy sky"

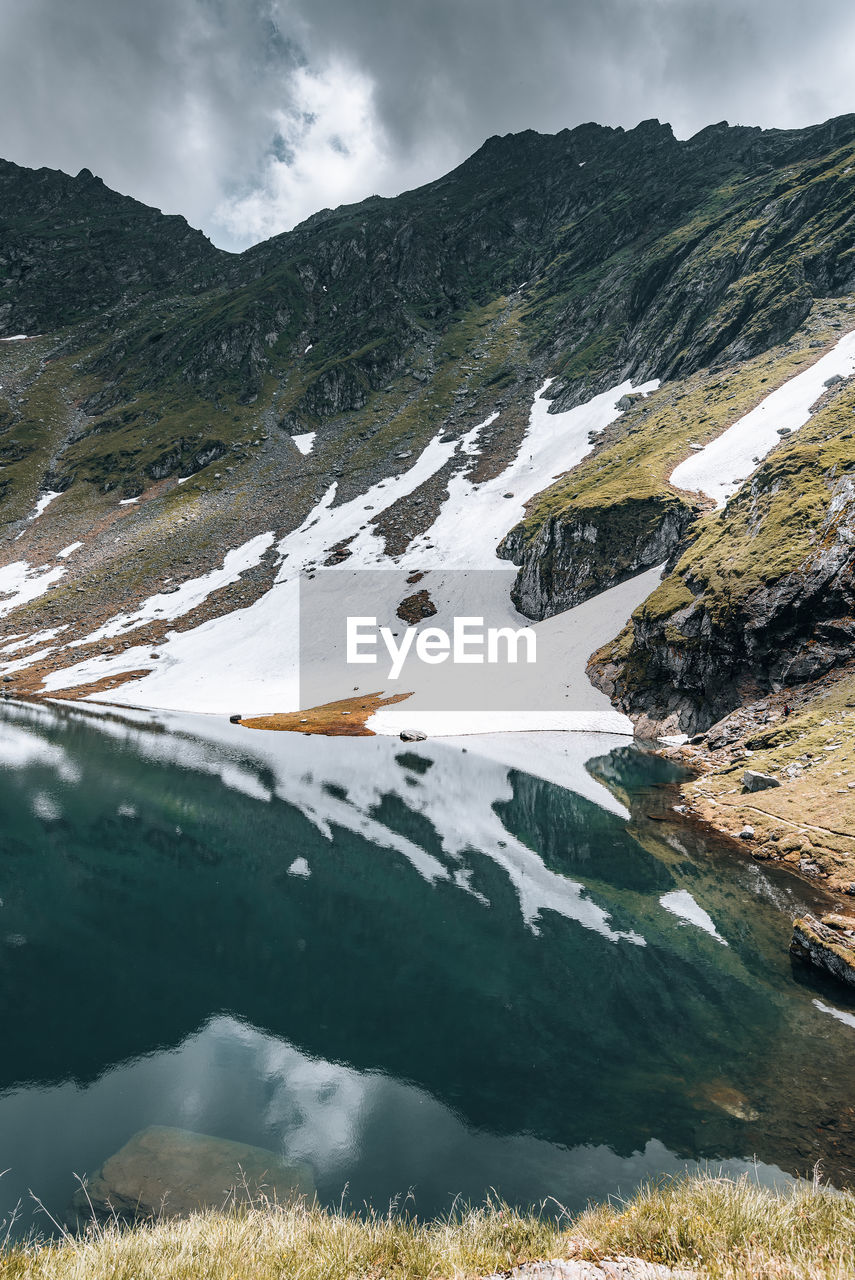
[1,0,853,252]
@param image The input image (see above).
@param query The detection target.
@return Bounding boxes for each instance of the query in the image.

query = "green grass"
[3,1174,855,1279]
[512,309,848,548]
[636,364,855,637]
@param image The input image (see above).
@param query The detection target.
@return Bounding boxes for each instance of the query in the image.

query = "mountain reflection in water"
[1,701,854,1240]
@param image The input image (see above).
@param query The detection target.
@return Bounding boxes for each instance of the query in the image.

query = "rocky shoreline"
[654,659,855,898]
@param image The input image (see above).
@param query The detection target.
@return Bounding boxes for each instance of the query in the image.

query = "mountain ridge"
[3,113,855,815]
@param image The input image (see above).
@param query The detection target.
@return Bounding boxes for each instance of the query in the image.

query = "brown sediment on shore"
[239,691,411,736]
[11,668,151,702]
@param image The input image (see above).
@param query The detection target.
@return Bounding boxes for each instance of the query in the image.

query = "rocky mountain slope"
[3,113,855,793]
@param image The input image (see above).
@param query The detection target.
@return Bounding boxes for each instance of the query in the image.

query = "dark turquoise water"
[1,701,854,1240]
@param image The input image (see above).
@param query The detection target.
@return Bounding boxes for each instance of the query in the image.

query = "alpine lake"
[1,698,854,1242]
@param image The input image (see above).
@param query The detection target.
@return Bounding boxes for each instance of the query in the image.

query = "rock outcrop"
[499,493,696,618]
[591,439,855,735]
[790,913,855,987]
[742,769,781,792]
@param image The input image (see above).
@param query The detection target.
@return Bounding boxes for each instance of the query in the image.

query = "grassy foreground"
[2,1174,855,1280]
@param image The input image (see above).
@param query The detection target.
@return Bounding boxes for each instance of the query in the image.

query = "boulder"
[70,1126,313,1225]
[399,728,427,742]
[742,769,781,792]
[790,914,855,987]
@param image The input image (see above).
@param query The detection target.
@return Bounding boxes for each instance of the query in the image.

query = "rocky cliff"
[499,492,697,617]
[590,375,855,735]
[4,115,855,727]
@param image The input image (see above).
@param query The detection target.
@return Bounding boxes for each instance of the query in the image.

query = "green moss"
[510,315,844,562]
[663,377,855,624]
[636,573,696,623]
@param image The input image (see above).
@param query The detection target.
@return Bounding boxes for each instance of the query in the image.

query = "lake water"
[1,700,854,1240]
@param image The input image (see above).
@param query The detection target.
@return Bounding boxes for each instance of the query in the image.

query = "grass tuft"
[2,1173,855,1280]
[576,1171,855,1279]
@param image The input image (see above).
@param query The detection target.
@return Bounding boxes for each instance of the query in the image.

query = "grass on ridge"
[2,1173,855,1280]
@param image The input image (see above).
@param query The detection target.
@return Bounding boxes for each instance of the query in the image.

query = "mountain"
[3,113,855,795]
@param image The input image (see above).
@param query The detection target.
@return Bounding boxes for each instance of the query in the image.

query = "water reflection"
[1,1016,790,1237]
[0,701,853,1239]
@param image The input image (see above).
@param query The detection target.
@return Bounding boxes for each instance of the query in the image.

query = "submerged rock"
[698,1081,760,1122]
[70,1126,313,1225]
[790,913,855,987]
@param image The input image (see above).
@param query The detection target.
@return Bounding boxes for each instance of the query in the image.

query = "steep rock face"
[591,461,855,736]
[0,160,226,333]
[8,114,855,427]
[498,492,697,618]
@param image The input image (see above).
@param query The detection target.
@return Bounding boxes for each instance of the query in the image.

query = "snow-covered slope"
[40,377,660,733]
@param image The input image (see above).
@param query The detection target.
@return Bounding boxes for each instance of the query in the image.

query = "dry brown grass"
[3,1174,855,1280]
[240,691,412,736]
[576,1171,855,1279]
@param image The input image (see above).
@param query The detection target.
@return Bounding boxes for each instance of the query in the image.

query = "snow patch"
[0,560,66,618]
[70,532,275,646]
[292,431,317,456]
[1,626,67,654]
[15,491,62,537]
[30,491,61,520]
[671,330,855,506]
[57,541,83,559]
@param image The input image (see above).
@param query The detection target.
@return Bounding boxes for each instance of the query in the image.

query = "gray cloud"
[1,0,853,250]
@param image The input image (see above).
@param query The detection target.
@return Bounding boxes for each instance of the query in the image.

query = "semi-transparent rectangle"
[298,567,578,714]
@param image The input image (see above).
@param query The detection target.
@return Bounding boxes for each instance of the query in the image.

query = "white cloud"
[214,61,386,243]
[212,58,451,246]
